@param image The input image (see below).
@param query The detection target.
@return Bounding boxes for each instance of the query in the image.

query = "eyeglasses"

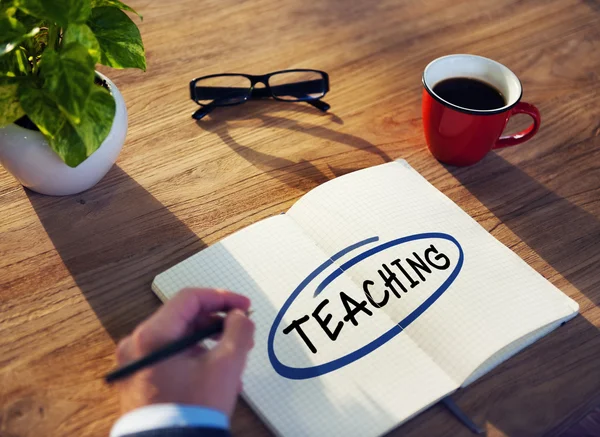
[189,69,330,120]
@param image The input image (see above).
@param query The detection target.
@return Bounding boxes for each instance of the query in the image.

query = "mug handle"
[493,102,541,149]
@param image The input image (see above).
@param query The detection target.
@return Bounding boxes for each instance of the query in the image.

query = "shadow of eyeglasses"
[194,100,393,191]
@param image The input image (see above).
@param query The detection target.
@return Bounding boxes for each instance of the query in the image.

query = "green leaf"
[91,0,141,20]
[0,46,30,75]
[14,7,45,29]
[52,121,89,166]
[18,82,66,138]
[16,0,91,26]
[41,43,94,123]
[70,85,115,156]
[0,79,25,126]
[0,12,40,56]
[19,82,116,167]
[0,3,17,15]
[88,7,145,71]
[50,87,115,166]
[63,23,100,63]
[19,83,82,164]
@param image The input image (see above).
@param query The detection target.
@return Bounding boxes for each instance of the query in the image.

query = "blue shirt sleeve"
[110,404,229,437]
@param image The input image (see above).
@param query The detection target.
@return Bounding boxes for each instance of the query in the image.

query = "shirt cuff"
[110,404,229,437]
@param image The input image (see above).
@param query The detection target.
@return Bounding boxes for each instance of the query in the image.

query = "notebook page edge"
[239,391,284,437]
[151,280,168,303]
[385,389,458,436]
[461,310,578,387]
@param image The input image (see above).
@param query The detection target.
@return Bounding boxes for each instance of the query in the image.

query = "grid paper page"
[287,160,578,386]
[153,214,457,437]
[462,318,566,386]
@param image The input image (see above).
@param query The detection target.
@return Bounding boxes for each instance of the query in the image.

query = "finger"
[133,289,250,353]
[192,313,226,332]
[191,314,224,343]
[154,288,250,334]
[188,343,208,358]
[116,336,133,365]
[215,309,255,359]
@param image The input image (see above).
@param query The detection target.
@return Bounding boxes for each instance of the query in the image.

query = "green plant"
[0,0,145,167]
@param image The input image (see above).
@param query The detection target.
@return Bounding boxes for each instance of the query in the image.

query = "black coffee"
[432,77,506,110]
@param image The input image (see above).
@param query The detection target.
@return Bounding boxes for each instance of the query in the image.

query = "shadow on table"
[441,152,600,436]
[446,152,600,306]
[395,314,600,437]
[26,165,207,341]
[196,100,392,191]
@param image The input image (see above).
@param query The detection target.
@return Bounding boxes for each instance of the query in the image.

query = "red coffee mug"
[422,54,541,166]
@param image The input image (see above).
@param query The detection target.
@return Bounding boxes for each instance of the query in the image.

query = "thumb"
[216,309,255,359]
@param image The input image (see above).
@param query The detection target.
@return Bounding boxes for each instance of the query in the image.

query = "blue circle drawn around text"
[267,232,464,380]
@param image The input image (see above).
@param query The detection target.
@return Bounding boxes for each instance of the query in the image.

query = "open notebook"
[152,160,578,437]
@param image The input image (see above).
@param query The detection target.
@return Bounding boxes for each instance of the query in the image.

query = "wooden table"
[1,0,599,435]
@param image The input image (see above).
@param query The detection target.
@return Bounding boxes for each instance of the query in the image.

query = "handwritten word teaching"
[283,244,451,353]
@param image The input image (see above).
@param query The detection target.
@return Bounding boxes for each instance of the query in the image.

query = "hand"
[114,288,254,416]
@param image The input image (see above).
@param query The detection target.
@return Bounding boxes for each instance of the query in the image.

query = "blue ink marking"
[268,232,464,380]
[329,236,380,262]
[313,236,379,297]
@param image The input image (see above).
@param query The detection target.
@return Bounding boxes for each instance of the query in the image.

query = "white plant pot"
[0,71,127,196]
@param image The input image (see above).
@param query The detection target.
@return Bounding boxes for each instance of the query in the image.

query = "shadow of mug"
[446,153,600,306]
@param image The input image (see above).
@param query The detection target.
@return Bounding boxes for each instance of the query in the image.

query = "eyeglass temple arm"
[193,96,329,119]
[306,99,330,112]
[192,104,215,120]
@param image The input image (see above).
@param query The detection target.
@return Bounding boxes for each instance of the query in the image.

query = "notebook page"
[462,317,570,386]
[286,160,578,386]
[153,214,457,437]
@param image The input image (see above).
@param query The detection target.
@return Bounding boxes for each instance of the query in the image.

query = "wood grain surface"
[1,0,599,436]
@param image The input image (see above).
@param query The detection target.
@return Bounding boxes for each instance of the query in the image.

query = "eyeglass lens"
[194,75,252,105]
[268,71,326,101]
